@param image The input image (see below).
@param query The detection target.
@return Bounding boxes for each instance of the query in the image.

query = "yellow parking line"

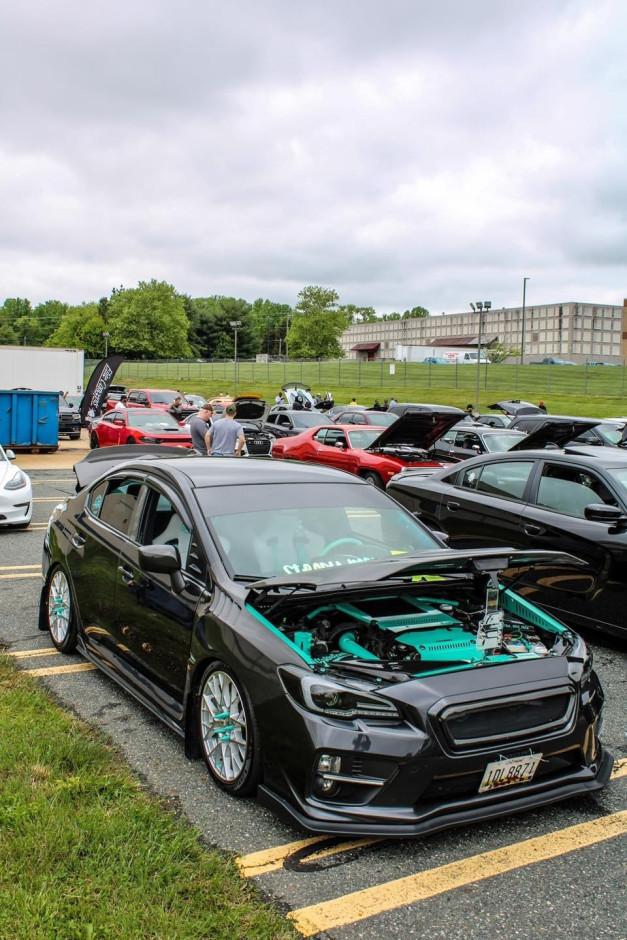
[612,758,627,780]
[27,663,97,677]
[237,837,378,878]
[0,565,40,570]
[7,648,60,659]
[288,811,627,937]
[31,480,74,484]
[32,497,67,502]
[0,573,42,580]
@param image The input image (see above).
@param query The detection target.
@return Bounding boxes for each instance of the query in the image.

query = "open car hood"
[233,395,266,420]
[73,444,189,490]
[509,417,601,451]
[488,400,545,416]
[247,547,588,595]
[365,406,464,452]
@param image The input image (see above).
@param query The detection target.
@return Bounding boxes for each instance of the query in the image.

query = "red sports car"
[89,408,193,449]
[271,406,463,487]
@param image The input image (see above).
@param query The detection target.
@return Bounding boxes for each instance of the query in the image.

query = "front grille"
[439,689,575,751]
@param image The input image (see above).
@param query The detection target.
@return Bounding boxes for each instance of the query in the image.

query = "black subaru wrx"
[40,451,612,836]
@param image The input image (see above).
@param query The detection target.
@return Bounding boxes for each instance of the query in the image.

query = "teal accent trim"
[246,604,315,664]
[502,589,567,634]
[293,631,314,656]
[337,632,380,661]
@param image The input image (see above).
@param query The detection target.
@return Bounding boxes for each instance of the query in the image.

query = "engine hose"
[338,631,380,661]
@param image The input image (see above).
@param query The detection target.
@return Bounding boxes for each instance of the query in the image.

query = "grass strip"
[0,655,297,940]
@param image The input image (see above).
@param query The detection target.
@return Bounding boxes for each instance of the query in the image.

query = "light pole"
[103,331,110,357]
[230,320,242,395]
[471,301,490,413]
[520,277,529,364]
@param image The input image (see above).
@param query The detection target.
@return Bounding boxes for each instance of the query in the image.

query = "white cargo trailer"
[0,345,84,393]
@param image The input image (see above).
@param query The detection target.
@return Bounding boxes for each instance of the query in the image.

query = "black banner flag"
[80,354,125,425]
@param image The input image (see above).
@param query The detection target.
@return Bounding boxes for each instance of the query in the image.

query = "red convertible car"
[90,408,193,449]
[271,406,463,487]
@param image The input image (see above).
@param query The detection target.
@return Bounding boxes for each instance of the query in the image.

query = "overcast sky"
[1,0,625,315]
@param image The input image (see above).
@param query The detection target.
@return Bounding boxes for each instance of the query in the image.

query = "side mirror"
[139,544,186,593]
[114,417,125,425]
[335,440,347,448]
[6,449,16,460]
[472,444,481,453]
[584,503,626,525]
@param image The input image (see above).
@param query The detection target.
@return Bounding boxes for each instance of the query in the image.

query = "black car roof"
[74,449,368,490]
[443,448,627,470]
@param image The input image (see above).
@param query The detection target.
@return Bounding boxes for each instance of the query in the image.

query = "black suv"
[58,396,82,439]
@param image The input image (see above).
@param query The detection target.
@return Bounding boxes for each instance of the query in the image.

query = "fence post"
[358,358,362,386]
[584,362,588,396]
[381,360,384,386]
[404,359,407,385]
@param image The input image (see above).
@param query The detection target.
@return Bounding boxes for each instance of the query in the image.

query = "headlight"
[280,668,400,720]
[5,470,27,491]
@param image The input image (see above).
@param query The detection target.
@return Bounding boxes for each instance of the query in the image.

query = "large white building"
[340,299,627,363]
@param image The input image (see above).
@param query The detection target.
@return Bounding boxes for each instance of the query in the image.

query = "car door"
[438,457,536,549]
[513,459,627,633]
[69,475,144,667]
[113,485,208,721]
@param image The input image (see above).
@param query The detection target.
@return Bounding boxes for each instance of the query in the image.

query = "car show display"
[39,450,612,836]
[0,444,32,528]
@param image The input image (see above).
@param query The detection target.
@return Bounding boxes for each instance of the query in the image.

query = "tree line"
[0,281,429,360]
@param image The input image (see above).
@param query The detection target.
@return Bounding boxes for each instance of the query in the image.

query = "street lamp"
[103,331,110,357]
[471,301,491,413]
[230,320,242,395]
[520,277,529,364]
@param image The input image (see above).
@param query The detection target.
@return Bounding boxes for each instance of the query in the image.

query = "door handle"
[118,565,135,585]
[523,524,543,535]
[71,532,86,549]
[446,501,461,511]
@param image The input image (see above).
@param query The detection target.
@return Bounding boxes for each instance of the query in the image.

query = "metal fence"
[86,358,627,398]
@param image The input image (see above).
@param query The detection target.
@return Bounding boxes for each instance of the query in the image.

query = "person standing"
[169,395,186,422]
[188,403,214,455]
[538,400,547,413]
[275,391,283,405]
[388,396,397,409]
[207,403,245,456]
[350,396,358,406]
[115,395,128,410]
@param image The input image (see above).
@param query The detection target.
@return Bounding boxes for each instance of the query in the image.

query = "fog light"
[317,754,341,774]
[320,778,336,793]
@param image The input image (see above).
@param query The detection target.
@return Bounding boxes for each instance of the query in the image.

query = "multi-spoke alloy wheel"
[198,664,260,795]
[47,568,78,652]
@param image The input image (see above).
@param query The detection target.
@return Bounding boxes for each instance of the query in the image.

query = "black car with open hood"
[489,400,546,416]
[40,456,611,836]
[365,405,465,460]
[232,395,273,456]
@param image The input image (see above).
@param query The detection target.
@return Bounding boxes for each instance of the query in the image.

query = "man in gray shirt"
[208,404,245,456]
[188,403,214,455]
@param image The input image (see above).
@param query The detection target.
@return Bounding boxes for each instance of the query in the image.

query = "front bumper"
[259,747,613,837]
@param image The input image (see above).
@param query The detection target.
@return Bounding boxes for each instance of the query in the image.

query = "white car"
[0,445,33,528]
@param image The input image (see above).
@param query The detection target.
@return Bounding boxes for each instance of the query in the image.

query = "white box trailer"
[395,344,490,364]
[0,345,84,394]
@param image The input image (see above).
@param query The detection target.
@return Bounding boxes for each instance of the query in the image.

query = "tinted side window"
[313,430,328,444]
[139,491,192,567]
[536,465,617,517]
[461,461,534,500]
[95,478,143,535]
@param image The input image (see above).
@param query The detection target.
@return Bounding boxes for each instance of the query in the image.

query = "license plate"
[479,753,542,793]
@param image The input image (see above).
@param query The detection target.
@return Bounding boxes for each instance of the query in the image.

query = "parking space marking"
[0,573,42,580]
[8,648,59,659]
[288,811,627,937]
[27,663,97,677]
[31,479,74,484]
[237,837,378,878]
[32,497,69,502]
[0,565,40,571]
[613,758,627,779]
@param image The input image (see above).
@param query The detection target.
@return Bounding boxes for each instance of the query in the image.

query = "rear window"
[460,461,534,500]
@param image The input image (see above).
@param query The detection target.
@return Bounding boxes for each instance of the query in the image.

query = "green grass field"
[93,360,627,419]
[0,655,296,940]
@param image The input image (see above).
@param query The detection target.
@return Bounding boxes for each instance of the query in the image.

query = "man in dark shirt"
[188,403,214,455]
[169,395,186,422]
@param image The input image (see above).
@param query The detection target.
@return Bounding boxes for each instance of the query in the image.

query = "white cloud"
[0,0,625,312]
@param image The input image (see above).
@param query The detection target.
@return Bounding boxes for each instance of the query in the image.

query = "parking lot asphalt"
[1,455,626,939]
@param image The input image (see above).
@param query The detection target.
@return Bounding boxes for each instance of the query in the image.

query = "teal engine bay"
[262,583,573,673]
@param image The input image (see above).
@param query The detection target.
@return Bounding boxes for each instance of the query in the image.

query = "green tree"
[250,298,293,357]
[381,312,401,321]
[189,296,258,360]
[338,304,378,324]
[106,280,191,359]
[0,298,32,344]
[32,300,69,344]
[287,286,348,359]
[486,342,521,364]
[46,303,101,353]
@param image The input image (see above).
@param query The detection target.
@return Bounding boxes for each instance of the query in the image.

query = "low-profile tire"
[46,567,78,653]
[361,470,384,488]
[125,436,138,445]
[197,662,261,796]
[69,432,81,440]
[90,433,99,449]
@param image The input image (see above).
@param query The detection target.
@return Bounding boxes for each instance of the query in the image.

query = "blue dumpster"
[0,390,59,450]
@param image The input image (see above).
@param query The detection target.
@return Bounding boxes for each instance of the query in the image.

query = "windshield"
[368,412,397,427]
[150,390,179,404]
[347,428,385,449]
[127,412,182,430]
[198,482,440,578]
[604,467,627,494]
[483,431,527,452]
[292,413,329,428]
[597,425,623,445]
